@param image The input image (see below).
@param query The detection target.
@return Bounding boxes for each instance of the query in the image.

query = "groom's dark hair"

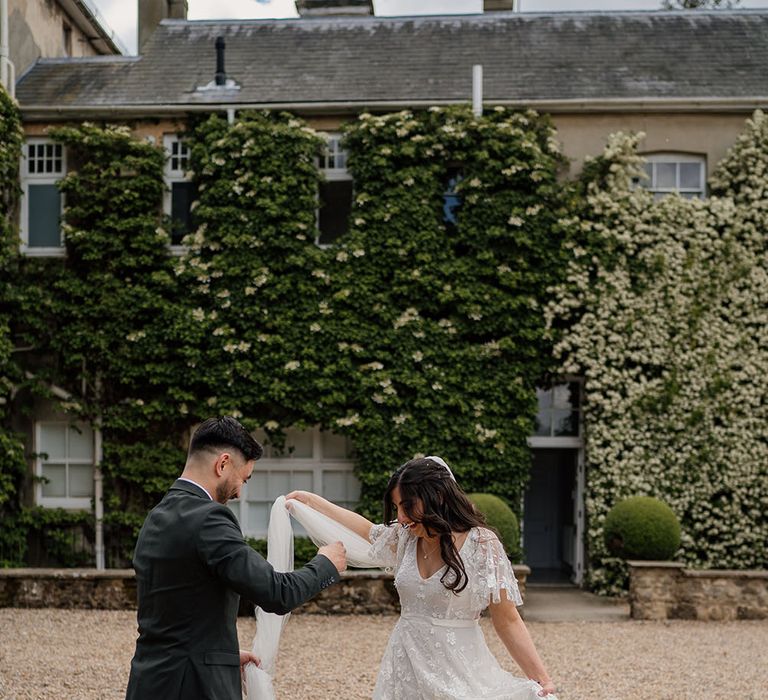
[189,416,263,462]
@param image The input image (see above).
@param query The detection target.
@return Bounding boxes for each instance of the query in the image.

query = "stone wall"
[0,565,530,614]
[628,561,768,621]
[0,569,137,610]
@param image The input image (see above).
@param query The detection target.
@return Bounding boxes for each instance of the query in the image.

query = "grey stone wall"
[0,565,530,614]
[0,569,136,610]
[628,561,768,621]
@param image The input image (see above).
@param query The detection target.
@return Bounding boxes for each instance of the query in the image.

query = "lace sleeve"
[368,523,400,570]
[471,528,523,608]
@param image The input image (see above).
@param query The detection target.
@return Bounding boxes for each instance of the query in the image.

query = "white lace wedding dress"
[369,523,551,700]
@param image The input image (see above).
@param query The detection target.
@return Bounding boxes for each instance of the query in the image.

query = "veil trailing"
[244,496,386,698]
[244,496,294,698]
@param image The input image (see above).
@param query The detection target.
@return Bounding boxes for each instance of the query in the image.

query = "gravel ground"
[0,609,766,700]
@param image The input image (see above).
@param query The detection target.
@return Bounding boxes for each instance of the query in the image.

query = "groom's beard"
[215,480,236,504]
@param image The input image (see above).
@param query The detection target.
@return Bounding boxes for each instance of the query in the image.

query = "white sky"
[92,0,768,55]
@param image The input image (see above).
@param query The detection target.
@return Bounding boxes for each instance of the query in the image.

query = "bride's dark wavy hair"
[383,457,487,594]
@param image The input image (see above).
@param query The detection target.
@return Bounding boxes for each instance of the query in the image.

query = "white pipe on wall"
[0,0,11,95]
[472,64,483,118]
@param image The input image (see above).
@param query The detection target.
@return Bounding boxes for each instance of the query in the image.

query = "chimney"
[195,36,240,93]
[215,37,226,86]
[484,0,517,10]
[296,0,374,17]
[139,0,188,53]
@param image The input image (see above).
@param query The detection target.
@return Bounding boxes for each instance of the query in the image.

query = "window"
[636,154,706,200]
[35,422,94,509]
[21,139,66,256]
[317,134,353,246]
[163,134,196,249]
[443,167,463,228]
[534,382,581,437]
[228,426,360,538]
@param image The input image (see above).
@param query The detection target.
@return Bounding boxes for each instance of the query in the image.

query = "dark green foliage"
[6,109,567,563]
[467,492,521,561]
[0,88,27,566]
[185,107,567,525]
[318,107,568,518]
[604,496,681,560]
[180,111,327,425]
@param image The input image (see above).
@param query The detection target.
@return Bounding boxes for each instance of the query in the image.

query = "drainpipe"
[93,376,105,570]
[472,64,483,118]
[94,419,105,570]
[0,0,15,98]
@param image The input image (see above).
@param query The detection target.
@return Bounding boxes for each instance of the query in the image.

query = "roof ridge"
[156,8,768,25]
[34,55,140,64]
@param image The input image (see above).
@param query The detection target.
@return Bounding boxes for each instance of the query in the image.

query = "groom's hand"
[318,541,347,573]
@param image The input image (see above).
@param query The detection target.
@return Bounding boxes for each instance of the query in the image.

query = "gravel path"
[0,609,765,700]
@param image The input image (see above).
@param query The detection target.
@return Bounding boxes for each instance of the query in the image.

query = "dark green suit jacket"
[126,479,339,700]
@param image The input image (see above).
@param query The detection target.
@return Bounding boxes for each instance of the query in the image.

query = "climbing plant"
[548,112,768,593]
[316,107,568,515]
[0,86,27,565]
[182,107,568,518]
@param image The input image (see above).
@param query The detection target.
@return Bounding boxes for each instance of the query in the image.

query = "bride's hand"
[239,650,260,670]
[537,679,557,696]
[286,490,314,506]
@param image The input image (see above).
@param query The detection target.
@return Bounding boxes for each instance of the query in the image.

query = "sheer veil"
[244,496,294,698]
[245,496,386,698]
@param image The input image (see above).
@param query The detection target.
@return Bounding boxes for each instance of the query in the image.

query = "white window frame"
[530,379,582,444]
[20,138,66,257]
[34,421,94,510]
[163,134,193,255]
[231,426,359,538]
[638,153,706,199]
[316,133,353,247]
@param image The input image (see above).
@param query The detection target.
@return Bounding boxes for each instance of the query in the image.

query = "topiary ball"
[467,493,520,560]
[603,496,681,560]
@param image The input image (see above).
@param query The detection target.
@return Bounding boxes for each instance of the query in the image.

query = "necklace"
[420,539,441,559]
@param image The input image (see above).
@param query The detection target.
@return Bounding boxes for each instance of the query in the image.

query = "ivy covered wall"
[0,87,28,564]
[4,106,567,564]
[549,112,768,593]
[4,98,767,586]
[181,107,567,517]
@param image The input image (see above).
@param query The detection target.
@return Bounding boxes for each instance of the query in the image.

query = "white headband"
[425,455,456,482]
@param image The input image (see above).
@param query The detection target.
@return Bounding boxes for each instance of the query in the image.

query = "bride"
[287,455,557,699]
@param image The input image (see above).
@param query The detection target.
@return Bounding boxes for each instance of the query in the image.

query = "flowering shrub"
[549,112,768,593]
[310,107,568,514]
[0,87,27,564]
[183,107,568,519]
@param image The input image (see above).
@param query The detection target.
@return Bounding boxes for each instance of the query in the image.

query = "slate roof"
[16,10,768,116]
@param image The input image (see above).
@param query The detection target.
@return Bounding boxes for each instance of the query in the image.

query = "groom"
[126,416,346,700]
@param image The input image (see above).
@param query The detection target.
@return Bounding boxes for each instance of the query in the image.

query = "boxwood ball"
[604,496,681,560]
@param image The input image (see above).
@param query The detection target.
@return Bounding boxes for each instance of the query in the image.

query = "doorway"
[523,449,578,584]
